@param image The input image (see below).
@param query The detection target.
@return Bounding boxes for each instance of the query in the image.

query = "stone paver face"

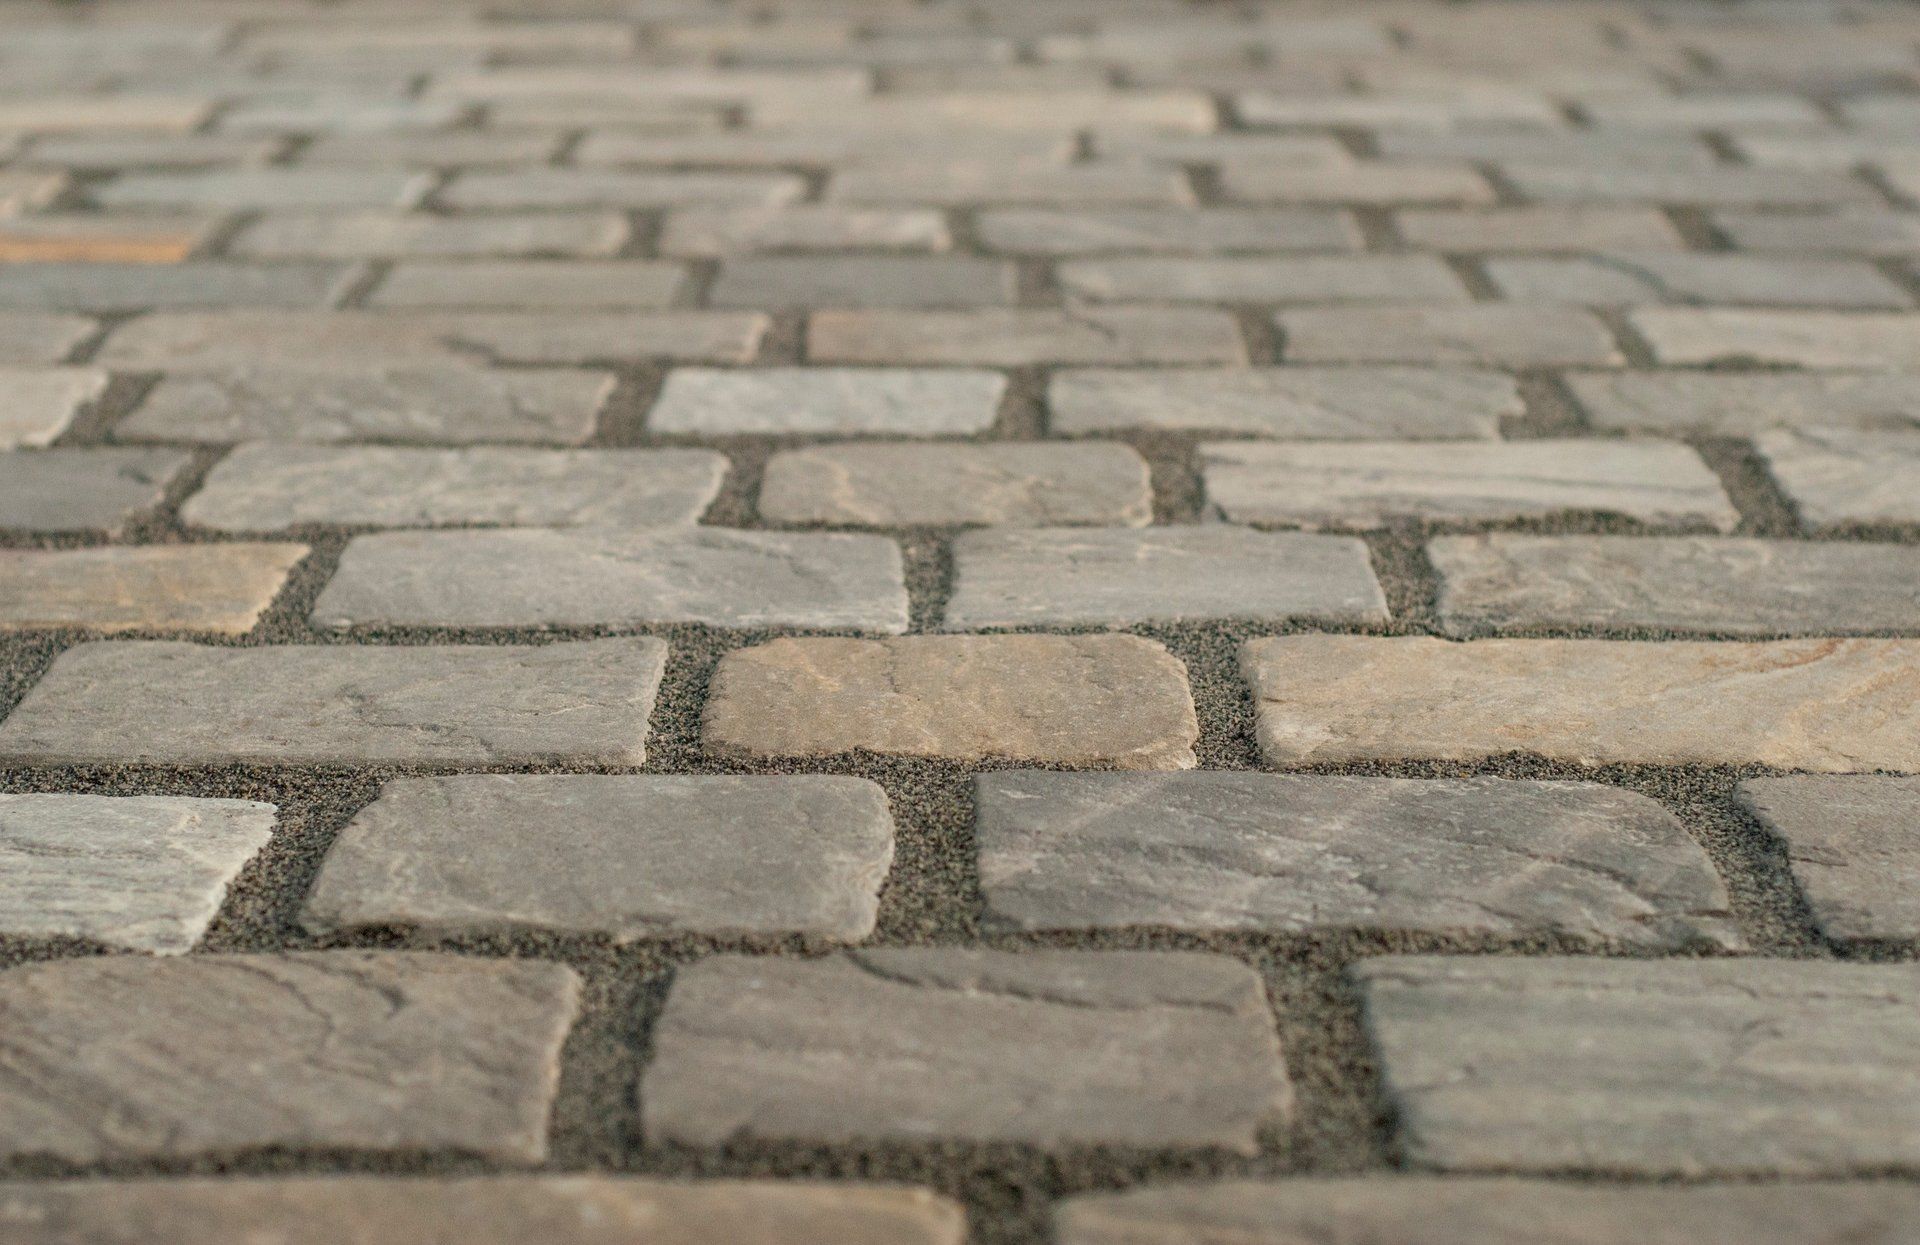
[182,445,725,530]
[442,169,805,209]
[1395,207,1685,252]
[1241,635,1920,770]
[943,527,1386,629]
[304,774,894,943]
[0,314,94,366]
[1486,255,1910,309]
[1717,210,1920,257]
[808,308,1246,366]
[0,368,107,449]
[0,794,275,954]
[0,215,214,263]
[1355,956,1920,1175]
[1058,256,1468,304]
[649,367,1004,436]
[233,211,631,258]
[976,207,1360,255]
[0,448,191,532]
[0,1178,967,1245]
[1220,161,1496,205]
[642,949,1287,1151]
[0,262,358,312]
[367,261,688,309]
[0,952,578,1163]
[1201,440,1736,529]
[1500,164,1875,207]
[759,442,1150,527]
[709,256,1017,308]
[1566,372,1920,436]
[975,773,1735,948]
[0,638,668,766]
[1738,777,1920,943]
[660,206,952,257]
[1431,534,1920,636]
[829,162,1195,207]
[705,635,1198,769]
[1753,427,1920,527]
[1279,305,1622,365]
[1632,309,1920,369]
[93,168,431,210]
[0,544,306,635]
[1056,1179,1920,1245]
[119,366,615,445]
[1049,368,1515,438]
[313,529,907,632]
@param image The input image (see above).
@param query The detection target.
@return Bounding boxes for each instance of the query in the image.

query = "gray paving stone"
[705,635,1198,769]
[576,127,1071,169]
[1738,776,1920,944]
[92,168,431,210]
[1566,372,1920,436]
[298,130,568,166]
[183,445,724,530]
[305,774,894,943]
[1278,305,1622,366]
[659,206,952,257]
[0,638,668,766]
[1059,255,1468,303]
[1237,90,1558,128]
[1635,308,1920,369]
[643,949,1286,1151]
[0,1177,968,1245]
[1395,207,1686,252]
[233,211,631,258]
[1088,131,1354,166]
[0,447,192,532]
[976,773,1735,947]
[0,794,274,954]
[944,527,1386,629]
[0,170,68,215]
[0,314,95,366]
[829,162,1195,206]
[1220,162,1496,206]
[1048,367,1515,439]
[442,170,805,209]
[760,442,1150,527]
[977,207,1359,255]
[1432,534,1920,636]
[0,367,107,448]
[0,951,578,1163]
[1374,129,1716,169]
[1716,211,1920,257]
[1486,255,1910,309]
[216,95,470,134]
[120,366,615,445]
[709,256,1017,308]
[1355,956,1920,1175]
[23,132,280,169]
[313,529,908,632]
[1056,1178,1920,1245]
[0,544,306,635]
[0,94,212,131]
[1501,164,1877,207]
[649,367,1004,436]
[0,262,356,313]
[809,308,1246,365]
[1241,634,1920,770]
[1754,427,1920,527]
[1201,440,1735,529]
[367,261,688,309]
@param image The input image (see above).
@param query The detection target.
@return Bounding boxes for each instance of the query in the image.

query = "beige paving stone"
[1355,956,1920,1175]
[23,132,281,170]
[1715,211,1920,257]
[0,448,192,533]
[1502,164,1877,207]
[0,1177,968,1245]
[93,168,431,210]
[1237,89,1558,127]
[705,635,1199,769]
[441,169,806,209]
[1049,367,1515,438]
[0,952,578,1163]
[578,127,1072,169]
[299,130,566,166]
[0,314,94,366]
[660,206,952,257]
[232,211,631,259]
[0,216,213,264]
[1279,305,1622,366]
[1240,634,1920,770]
[759,442,1151,527]
[643,950,1286,1151]
[1058,255,1468,303]
[1566,372,1920,436]
[649,367,1004,436]
[976,207,1359,255]
[0,544,306,635]
[830,162,1195,207]
[810,308,1246,365]
[1753,427,1920,526]
[0,95,212,132]
[1487,255,1910,309]
[709,256,1017,308]
[367,261,689,309]
[1395,206,1685,252]
[1220,162,1496,206]
[1738,776,1920,944]
[0,367,107,448]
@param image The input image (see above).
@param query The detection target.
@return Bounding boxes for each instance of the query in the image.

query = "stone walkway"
[0,0,1918,1241]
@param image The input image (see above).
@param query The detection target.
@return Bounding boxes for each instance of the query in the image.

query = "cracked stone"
[0,447,191,532]
[1048,367,1515,439]
[1738,776,1920,944]
[0,544,307,635]
[759,442,1151,527]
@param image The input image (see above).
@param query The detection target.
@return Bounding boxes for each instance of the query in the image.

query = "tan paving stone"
[0,544,306,635]
[809,307,1246,365]
[760,442,1149,527]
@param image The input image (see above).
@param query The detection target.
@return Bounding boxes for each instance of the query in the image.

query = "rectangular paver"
[1566,372,1920,436]
[0,544,306,635]
[0,262,358,312]
[809,308,1246,365]
[1738,776,1920,944]
[1754,427,1920,527]
[0,367,108,449]
[649,367,1004,436]
[1632,309,1920,368]
[759,442,1150,527]
[1059,255,1468,304]
[709,256,1017,308]
[977,207,1360,255]
[366,261,688,309]
[1279,305,1622,366]
[233,211,631,258]
[1048,368,1516,438]
[0,447,191,532]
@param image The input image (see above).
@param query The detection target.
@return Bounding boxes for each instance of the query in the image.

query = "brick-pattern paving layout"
[1,1,1918,1242]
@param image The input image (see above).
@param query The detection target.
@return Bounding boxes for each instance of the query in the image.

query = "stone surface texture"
[758,442,1151,527]
[1738,777,1920,943]
[0,544,306,634]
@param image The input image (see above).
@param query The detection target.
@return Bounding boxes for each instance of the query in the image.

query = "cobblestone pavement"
[1,0,1919,1241]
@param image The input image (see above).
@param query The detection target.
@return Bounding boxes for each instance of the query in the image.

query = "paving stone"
[183,445,724,531]
[1738,776,1920,944]
[649,367,1004,436]
[1240,634,1920,770]
[0,216,216,264]
[809,308,1246,365]
[298,130,567,166]
[0,951,578,1163]
[100,311,767,368]
[0,1177,968,1245]
[1374,129,1717,169]
[944,527,1386,629]
[0,314,94,366]
[0,170,69,217]
[1716,211,1920,257]
[0,447,191,532]
[760,442,1150,527]
[1058,255,1468,303]
[1486,255,1911,309]
[1220,162,1496,206]
[304,774,894,943]
[976,207,1360,255]
[1502,164,1877,207]
[756,90,1214,133]
[1432,534,1920,636]
[93,168,431,210]
[1355,955,1920,1175]
[642,949,1286,1150]
[1566,371,1920,435]
[709,256,1017,308]
[0,95,213,132]
[0,637,668,766]
[217,95,470,135]
[313,529,908,632]
[22,133,275,170]
[121,366,614,446]
[1278,305,1622,366]
[442,170,804,210]
[367,261,688,309]
[1635,309,1920,369]
[233,211,630,258]
[0,261,357,312]
[660,207,952,257]
[976,772,1735,947]
[1087,132,1353,166]
[1237,89,1558,127]
[0,366,107,448]
[1056,1178,1920,1245]
[1582,92,1827,130]
[1396,207,1686,252]
[0,544,306,635]
[1733,133,1920,170]
[830,162,1195,207]
[1048,367,1515,439]
[1201,440,1734,529]
[705,635,1198,769]
[1753,427,1920,528]
[577,128,1072,169]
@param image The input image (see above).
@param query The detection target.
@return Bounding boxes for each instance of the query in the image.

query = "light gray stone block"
[367,261,688,309]
[0,367,107,449]
[1501,164,1876,207]
[93,168,431,210]
[1754,427,1920,527]
[1395,207,1685,252]
[1058,256,1468,303]
[0,544,307,635]
[0,315,95,367]
[0,263,358,312]
[649,367,1004,436]
[1279,305,1622,366]
[1716,210,1920,257]
[810,308,1246,366]
[760,442,1150,527]
[829,161,1194,207]
[1565,372,1920,436]
[1485,255,1910,309]
[977,208,1360,255]
[1631,309,1920,368]
[1738,776,1920,943]
[233,211,630,259]
[0,448,191,532]
[709,256,1016,308]
[659,206,952,257]
[1219,161,1495,205]
[1048,367,1515,438]
[442,170,804,209]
